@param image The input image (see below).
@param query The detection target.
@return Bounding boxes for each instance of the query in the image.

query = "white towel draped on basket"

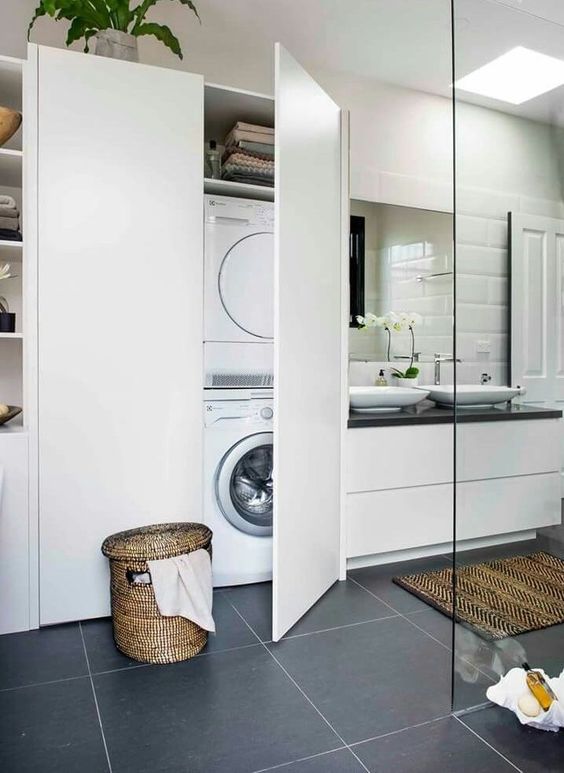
[147,549,215,633]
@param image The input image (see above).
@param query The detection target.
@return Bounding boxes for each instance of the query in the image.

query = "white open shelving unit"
[203,82,274,202]
[0,53,24,408]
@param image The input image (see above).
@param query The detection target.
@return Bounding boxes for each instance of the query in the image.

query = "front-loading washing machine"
[203,389,273,587]
[204,194,274,389]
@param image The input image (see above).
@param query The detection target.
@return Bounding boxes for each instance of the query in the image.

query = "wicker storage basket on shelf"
[101,522,212,664]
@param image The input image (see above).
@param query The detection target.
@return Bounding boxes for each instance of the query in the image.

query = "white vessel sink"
[350,386,430,413]
[418,384,521,407]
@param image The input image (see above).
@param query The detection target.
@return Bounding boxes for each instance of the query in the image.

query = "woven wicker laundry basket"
[101,522,212,664]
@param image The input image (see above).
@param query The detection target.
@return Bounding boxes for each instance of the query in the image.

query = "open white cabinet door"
[273,44,344,641]
[510,212,564,404]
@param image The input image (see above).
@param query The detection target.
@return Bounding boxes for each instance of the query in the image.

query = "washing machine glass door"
[216,432,273,536]
[219,232,274,339]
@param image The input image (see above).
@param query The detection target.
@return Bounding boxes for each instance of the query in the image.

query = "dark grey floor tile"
[262,748,365,772]
[0,677,109,772]
[82,593,257,674]
[515,622,564,678]
[0,623,88,690]
[461,705,564,772]
[353,716,516,772]
[285,580,395,638]
[223,581,272,641]
[406,608,453,648]
[81,618,141,674]
[267,616,452,744]
[94,645,340,773]
[349,556,452,614]
[225,580,394,642]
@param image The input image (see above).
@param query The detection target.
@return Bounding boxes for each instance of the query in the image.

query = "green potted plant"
[28,0,200,62]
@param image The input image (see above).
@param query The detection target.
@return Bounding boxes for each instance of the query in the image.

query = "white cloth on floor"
[0,195,16,208]
[147,549,215,632]
[486,667,564,731]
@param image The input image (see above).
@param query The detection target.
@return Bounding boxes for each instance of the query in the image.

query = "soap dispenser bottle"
[205,140,221,179]
[375,369,388,387]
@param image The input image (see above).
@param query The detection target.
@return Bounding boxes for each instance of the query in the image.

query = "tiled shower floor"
[1,545,563,772]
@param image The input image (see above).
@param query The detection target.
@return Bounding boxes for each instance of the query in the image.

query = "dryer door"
[215,432,273,536]
[219,232,274,339]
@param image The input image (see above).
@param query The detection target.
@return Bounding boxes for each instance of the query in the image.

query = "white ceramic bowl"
[350,386,430,413]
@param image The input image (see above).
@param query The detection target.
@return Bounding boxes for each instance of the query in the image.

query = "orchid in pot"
[356,310,423,386]
[389,312,423,386]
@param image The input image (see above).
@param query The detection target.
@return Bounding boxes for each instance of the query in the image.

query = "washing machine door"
[219,232,274,340]
[215,432,273,536]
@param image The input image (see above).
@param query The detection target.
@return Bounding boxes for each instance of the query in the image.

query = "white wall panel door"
[37,47,204,624]
[511,212,564,403]
[273,44,343,641]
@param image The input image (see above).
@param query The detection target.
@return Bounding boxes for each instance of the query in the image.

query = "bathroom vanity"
[346,405,563,566]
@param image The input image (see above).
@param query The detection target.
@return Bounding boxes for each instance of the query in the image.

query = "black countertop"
[348,401,563,428]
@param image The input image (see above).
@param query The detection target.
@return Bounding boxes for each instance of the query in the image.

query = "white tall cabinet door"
[37,46,204,624]
[273,44,344,641]
[510,212,564,403]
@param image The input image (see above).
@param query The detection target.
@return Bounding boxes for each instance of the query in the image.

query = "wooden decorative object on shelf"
[0,406,22,426]
[0,107,22,148]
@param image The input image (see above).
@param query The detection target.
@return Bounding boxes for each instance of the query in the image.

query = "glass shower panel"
[453,0,564,730]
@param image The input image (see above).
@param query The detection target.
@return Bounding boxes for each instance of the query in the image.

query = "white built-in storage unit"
[24,43,347,641]
[0,54,36,635]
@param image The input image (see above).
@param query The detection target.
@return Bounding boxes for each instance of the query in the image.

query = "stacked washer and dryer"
[203,195,275,587]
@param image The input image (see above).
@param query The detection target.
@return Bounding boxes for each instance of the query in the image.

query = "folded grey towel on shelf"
[233,122,274,136]
[0,229,22,241]
[0,216,19,231]
[0,206,18,219]
[225,127,275,147]
[237,140,275,156]
[0,195,17,208]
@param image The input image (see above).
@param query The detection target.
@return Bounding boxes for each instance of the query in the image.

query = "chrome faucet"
[434,353,462,385]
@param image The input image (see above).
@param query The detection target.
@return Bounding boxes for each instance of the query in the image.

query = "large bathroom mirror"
[349,200,453,365]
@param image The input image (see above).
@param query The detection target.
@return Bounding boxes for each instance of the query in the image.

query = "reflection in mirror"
[349,201,453,364]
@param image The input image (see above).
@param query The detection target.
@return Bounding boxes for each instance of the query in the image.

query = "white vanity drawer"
[347,484,453,557]
[347,473,561,560]
[347,425,453,493]
[457,472,561,540]
[458,419,561,481]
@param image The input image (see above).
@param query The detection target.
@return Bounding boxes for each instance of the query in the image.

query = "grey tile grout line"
[251,745,350,773]
[0,637,265,692]
[79,622,114,773]
[348,576,496,685]
[453,715,523,772]
[349,712,453,749]
[222,594,371,773]
[0,672,91,693]
[277,612,400,641]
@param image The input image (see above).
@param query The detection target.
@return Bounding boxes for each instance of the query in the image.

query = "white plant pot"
[95,30,139,62]
[394,377,419,388]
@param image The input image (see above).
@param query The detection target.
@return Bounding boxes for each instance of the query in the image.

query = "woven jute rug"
[393,552,564,640]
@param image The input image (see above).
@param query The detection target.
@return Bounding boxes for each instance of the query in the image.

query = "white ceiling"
[176,0,564,125]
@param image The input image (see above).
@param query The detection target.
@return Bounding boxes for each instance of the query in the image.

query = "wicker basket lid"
[101,522,212,561]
